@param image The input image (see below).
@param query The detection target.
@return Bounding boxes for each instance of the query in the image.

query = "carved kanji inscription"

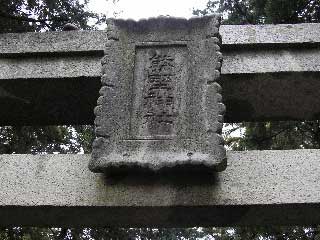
[90,16,226,174]
[132,47,187,139]
[143,50,176,135]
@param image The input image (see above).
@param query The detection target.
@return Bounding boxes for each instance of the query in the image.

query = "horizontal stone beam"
[1,150,320,227]
[220,24,320,122]
[1,24,320,125]
[0,30,106,56]
[2,24,319,55]
[221,23,320,46]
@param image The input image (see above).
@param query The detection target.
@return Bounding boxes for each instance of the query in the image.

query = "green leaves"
[0,0,107,33]
[0,126,94,154]
[193,0,320,24]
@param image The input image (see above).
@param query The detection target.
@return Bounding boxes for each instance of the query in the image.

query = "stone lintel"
[1,150,320,227]
[1,24,320,125]
[0,30,106,56]
[220,23,320,48]
[1,24,319,55]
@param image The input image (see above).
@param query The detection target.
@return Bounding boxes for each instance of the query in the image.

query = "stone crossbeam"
[1,150,320,227]
[1,23,320,125]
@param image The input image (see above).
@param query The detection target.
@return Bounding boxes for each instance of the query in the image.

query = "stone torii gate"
[1,17,320,227]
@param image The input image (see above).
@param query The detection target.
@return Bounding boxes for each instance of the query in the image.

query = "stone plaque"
[89,16,226,174]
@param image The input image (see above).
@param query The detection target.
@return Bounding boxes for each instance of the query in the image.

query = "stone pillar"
[89,15,226,174]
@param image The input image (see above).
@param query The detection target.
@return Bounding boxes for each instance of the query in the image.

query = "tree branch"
[0,11,68,24]
[287,0,314,22]
[249,124,295,146]
[298,0,314,15]
[233,0,254,24]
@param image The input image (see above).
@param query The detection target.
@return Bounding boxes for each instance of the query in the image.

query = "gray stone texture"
[90,16,226,173]
[0,56,101,79]
[222,48,320,74]
[1,24,318,55]
[220,23,320,45]
[1,150,320,226]
[1,23,320,125]
[0,30,106,55]
[0,31,105,125]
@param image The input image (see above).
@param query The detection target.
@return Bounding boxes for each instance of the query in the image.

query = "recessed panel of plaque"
[89,15,227,174]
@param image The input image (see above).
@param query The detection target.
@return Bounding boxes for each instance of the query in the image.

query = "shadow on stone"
[104,167,219,187]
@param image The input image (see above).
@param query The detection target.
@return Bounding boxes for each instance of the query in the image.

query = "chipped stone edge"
[88,22,119,173]
[206,16,227,172]
[105,14,221,40]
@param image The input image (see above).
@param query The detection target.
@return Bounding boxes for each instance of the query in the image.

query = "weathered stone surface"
[0,30,106,56]
[1,24,318,55]
[0,31,105,125]
[222,48,320,74]
[90,16,226,173]
[1,150,320,226]
[0,56,101,79]
[105,16,220,41]
[1,24,320,125]
[221,23,320,46]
